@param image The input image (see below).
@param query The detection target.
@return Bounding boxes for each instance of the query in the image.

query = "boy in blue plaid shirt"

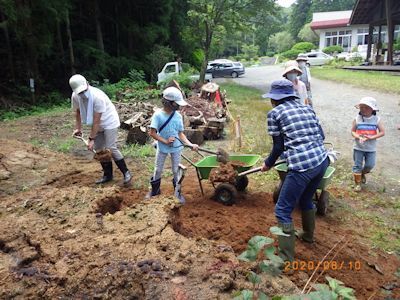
[261,79,329,262]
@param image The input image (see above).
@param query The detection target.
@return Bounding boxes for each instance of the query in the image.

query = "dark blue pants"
[275,157,329,224]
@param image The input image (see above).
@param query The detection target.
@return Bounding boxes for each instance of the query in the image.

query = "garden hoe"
[73,135,112,163]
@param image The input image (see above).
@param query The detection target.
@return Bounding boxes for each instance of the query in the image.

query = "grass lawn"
[219,83,272,156]
[311,67,400,95]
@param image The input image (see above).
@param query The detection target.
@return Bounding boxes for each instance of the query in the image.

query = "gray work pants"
[153,150,181,182]
[94,128,123,161]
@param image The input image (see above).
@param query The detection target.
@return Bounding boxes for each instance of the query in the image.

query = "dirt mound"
[175,174,400,299]
[0,140,298,299]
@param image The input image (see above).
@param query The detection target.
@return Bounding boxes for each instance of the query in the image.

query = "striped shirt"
[267,99,327,172]
[354,114,380,152]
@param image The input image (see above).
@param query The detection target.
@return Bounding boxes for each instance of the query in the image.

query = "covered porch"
[350,0,400,65]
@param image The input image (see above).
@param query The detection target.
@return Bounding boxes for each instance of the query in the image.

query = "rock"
[210,273,233,291]
[151,261,162,271]
[175,262,191,275]
[171,276,187,284]
[0,168,11,180]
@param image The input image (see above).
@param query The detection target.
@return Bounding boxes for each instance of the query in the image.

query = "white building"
[311,10,400,57]
[311,11,369,54]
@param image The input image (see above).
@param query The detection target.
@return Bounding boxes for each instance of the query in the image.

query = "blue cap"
[262,79,299,101]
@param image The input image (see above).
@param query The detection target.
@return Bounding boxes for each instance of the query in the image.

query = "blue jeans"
[275,158,329,224]
[352,149,376,174]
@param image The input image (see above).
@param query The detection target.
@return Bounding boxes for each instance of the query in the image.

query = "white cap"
[356,97,379,111]
[162,87,188,106]
[69,74,88,94]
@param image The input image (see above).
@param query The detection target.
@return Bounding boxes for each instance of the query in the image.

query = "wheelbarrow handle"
[238,167,262,177]
[237,159,286,177]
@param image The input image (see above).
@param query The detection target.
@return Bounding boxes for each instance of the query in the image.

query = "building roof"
[350,0,379,25]
[311,11,352,30]
[350,0,400,25]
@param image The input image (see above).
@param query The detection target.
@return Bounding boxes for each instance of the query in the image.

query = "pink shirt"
[293,80,308,105]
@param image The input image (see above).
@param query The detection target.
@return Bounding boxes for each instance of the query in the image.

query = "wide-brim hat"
[355,96,379,111]
[282,65,303,76]
[296,53,309,61]
[262,79,299,100]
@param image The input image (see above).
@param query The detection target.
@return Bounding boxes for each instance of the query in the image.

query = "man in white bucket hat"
[351,96,385,191]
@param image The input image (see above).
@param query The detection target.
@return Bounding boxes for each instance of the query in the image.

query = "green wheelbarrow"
[272,163,336,216]
[181,153,261,205]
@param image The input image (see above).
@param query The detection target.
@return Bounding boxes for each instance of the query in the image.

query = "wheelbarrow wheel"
[235,175,249,192]
[316,190,330,216]
[215,183,238,206]
[273,182,282,204]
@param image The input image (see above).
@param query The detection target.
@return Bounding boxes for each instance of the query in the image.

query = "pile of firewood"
[116,102,158,145]
[116,82,229,145]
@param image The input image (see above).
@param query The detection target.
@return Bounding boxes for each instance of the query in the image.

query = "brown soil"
[209,162,238,184]
[1,112,399,299]
[175,174,400,299]
[0,139,298,299]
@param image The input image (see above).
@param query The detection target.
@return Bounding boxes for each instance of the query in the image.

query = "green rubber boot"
[298,208,316,243]
[278,223,295,262]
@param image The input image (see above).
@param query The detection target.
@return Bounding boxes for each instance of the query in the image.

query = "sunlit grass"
[312,67,400,95]
[220,83,272,156]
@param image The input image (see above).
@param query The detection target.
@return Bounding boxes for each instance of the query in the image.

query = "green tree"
[187,0,275,82]
[298,22,319,44]
[269,31,294,53]
[242,44,259,60]
[311,0,356,12]
[289,0,312,40]
[145,45,176,82]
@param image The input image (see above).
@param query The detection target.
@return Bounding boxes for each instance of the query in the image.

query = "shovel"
[73,135,112,162]
[175,137,229,164]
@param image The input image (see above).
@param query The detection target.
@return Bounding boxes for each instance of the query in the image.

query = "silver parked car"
[303,52,334,66]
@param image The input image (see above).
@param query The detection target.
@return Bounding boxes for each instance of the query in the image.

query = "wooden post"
[367,24,373,62]
[236,116,242,149]
[377,25,382,63]
[386,0,394,65]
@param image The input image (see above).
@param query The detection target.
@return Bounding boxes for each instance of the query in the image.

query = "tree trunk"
[18,0,39,103]
[200,22,212,83]
[94,0,104,53]
[56,19,66,78]
[0,12,15,82]
[114,3,120,57]
[65,10,76,75]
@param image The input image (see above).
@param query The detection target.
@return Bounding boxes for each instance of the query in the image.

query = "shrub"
[292,42,315,53]
[280,49,303,60]
[323,45,344,54]
[157,71,196,95]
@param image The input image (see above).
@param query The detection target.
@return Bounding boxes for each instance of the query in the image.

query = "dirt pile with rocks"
[0,139,297,299]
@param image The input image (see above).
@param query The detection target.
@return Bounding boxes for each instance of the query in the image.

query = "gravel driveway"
[216,65,400,189]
